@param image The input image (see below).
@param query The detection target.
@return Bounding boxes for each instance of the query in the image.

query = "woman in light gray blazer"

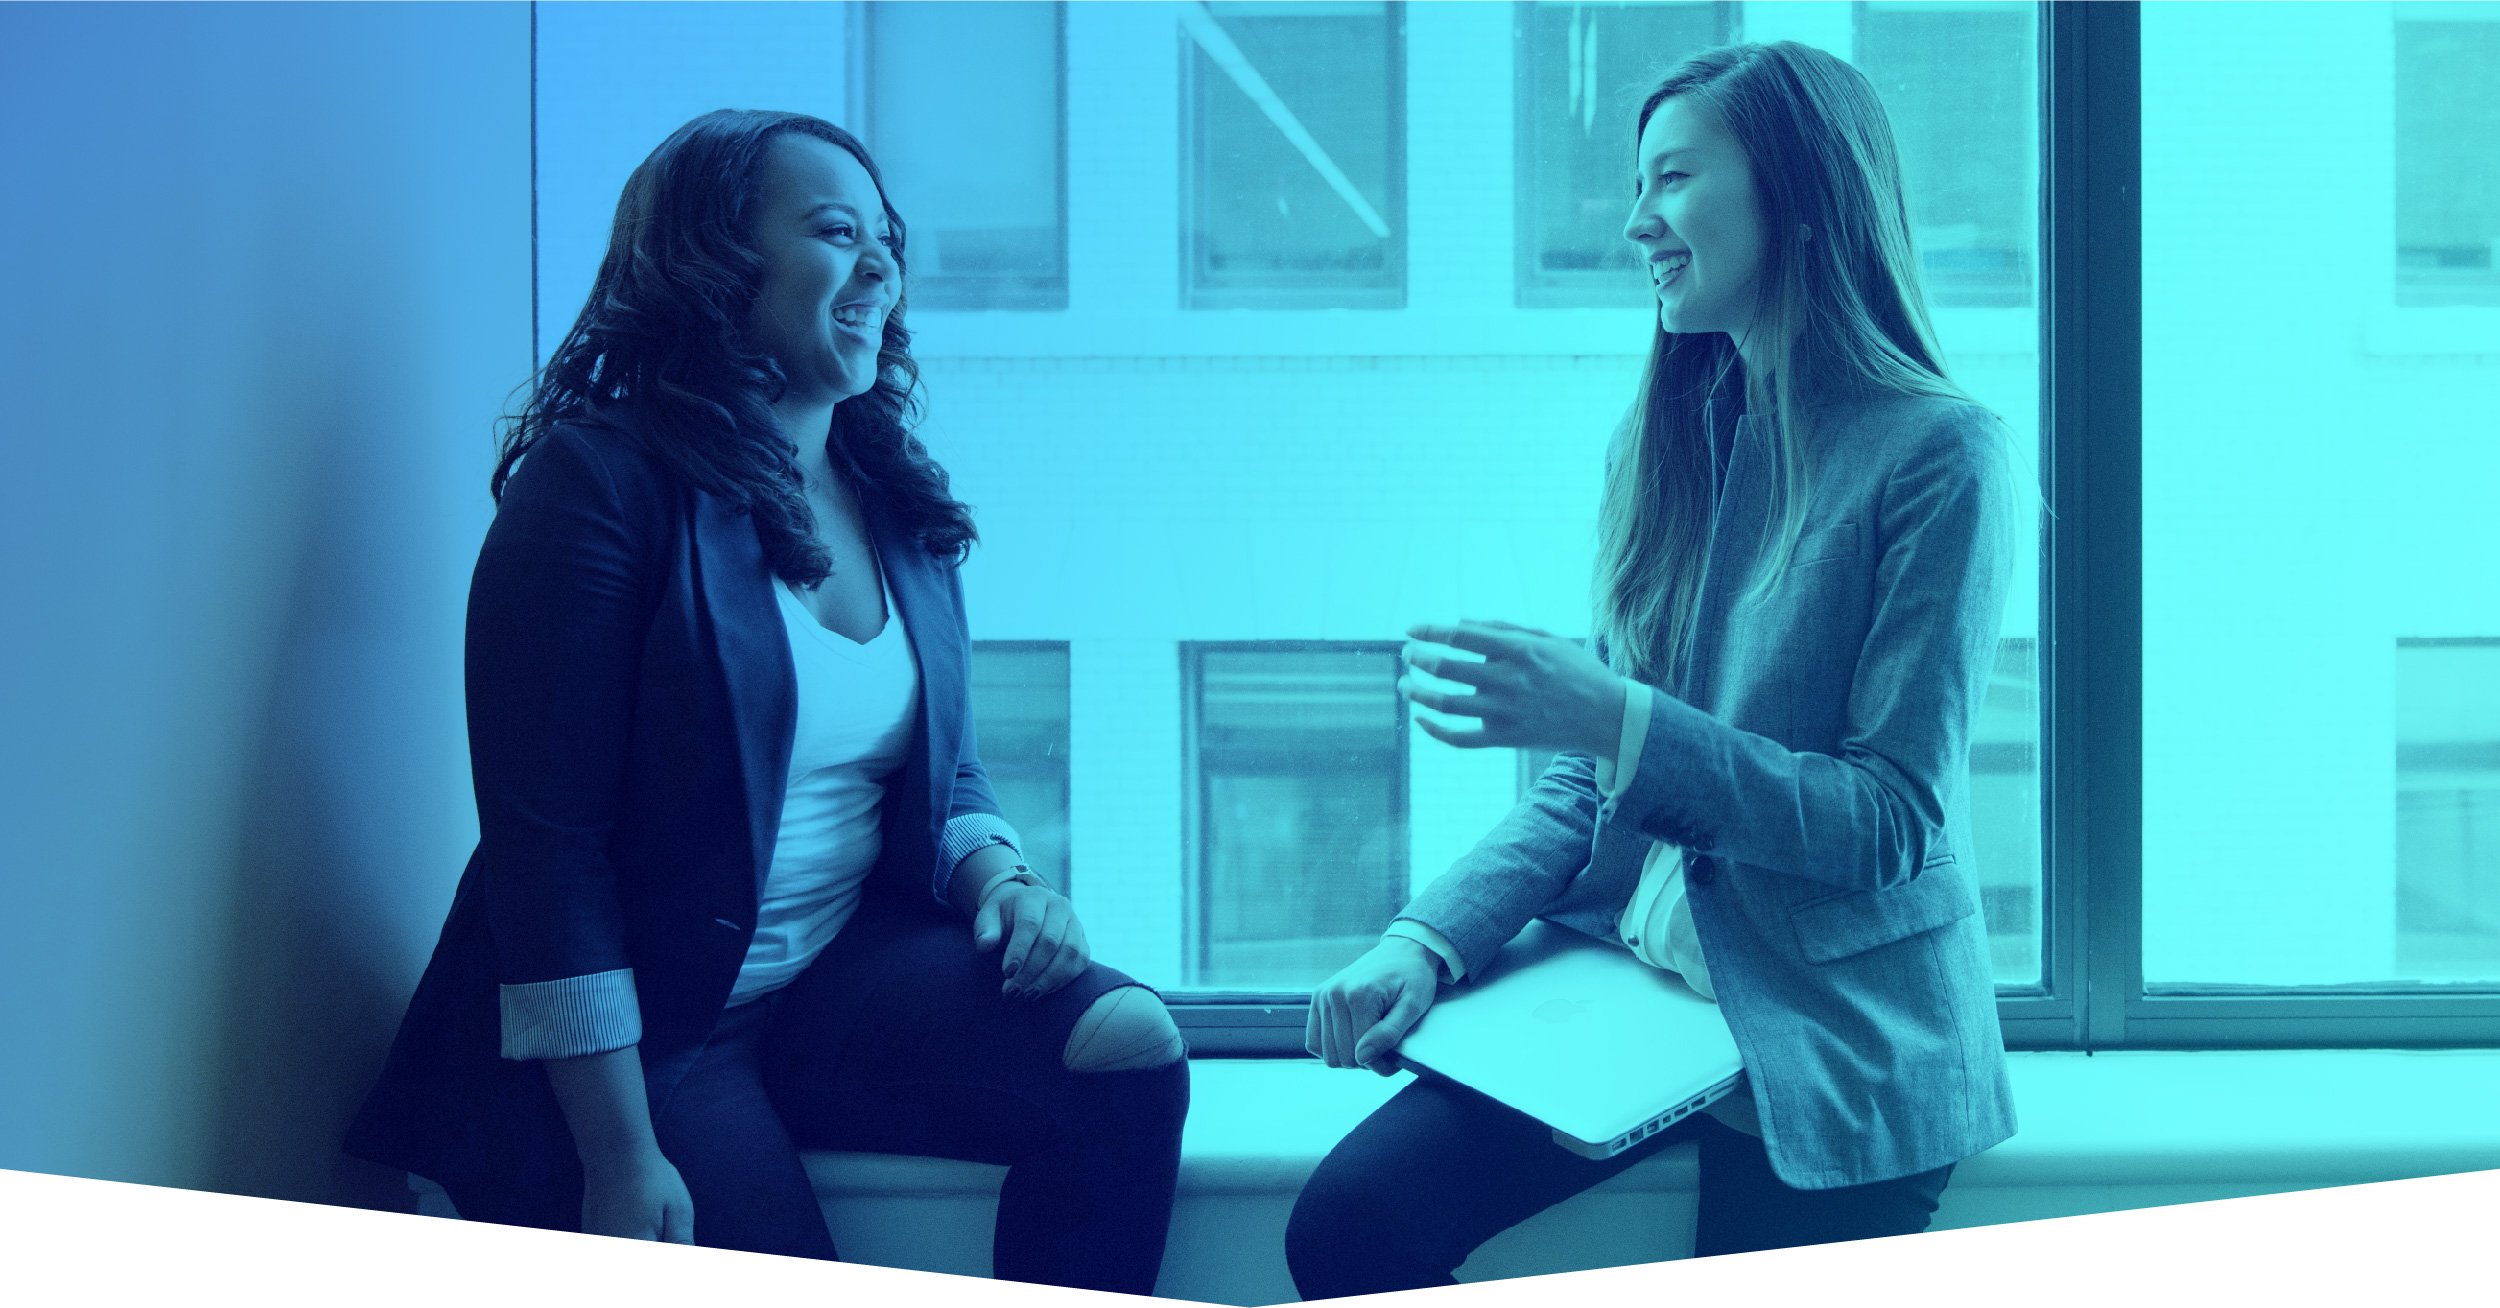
[1289,41,2022,1294]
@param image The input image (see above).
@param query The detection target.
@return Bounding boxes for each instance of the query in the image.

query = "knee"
[1062,985,1186,1074]
[1285,1165,1383,1298]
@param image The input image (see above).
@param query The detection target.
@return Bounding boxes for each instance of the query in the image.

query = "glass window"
[1851,0,2038,309]
[1515,1,1733,308]
[1185,645,1408,989]
[864,1,1066,309]
[2394,3,2500,308]
[2395,639,2500,984]
[2143,0,2500,990]
[1183,2,1405,308]
[970,642,1073,893]
[1972,637,2042,988]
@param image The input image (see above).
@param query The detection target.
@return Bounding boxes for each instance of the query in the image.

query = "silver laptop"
[1393,920,1746,1160]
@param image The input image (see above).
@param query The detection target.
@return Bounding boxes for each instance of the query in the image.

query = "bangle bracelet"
[977,863,1048,908]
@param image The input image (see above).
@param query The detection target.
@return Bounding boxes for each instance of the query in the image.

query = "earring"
[1798,223,1814,243]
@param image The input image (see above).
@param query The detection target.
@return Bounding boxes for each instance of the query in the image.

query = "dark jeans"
[651,900,1189,1294]
[1286,1073,1952,1298]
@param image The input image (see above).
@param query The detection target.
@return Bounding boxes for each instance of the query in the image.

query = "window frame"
[854,0,1071,311]
[2053,1,2500,1052]
[967,639,1075,895]
[1509,0,1739,310]
[1175,640,1412,1007]
[1177,1,1409,310]
[2391,2,2500,310]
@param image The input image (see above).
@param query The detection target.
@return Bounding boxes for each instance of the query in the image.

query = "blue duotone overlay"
[2,1,2493,1297]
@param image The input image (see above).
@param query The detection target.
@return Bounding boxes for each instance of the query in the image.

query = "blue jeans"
[1286,1072,1953,1298]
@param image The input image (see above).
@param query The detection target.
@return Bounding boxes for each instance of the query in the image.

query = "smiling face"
[743,133,899,408]
[1622,95,1771,347]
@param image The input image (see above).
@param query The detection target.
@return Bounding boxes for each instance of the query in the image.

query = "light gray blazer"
[1402,387,2021,1190]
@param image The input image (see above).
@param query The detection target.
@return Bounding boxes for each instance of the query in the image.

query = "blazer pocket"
[1791,520,1861,567]
[1789,855,1975,964]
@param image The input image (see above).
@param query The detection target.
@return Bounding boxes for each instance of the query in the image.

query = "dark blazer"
[1403,389,2021,1190]
[345,409,1007,1221]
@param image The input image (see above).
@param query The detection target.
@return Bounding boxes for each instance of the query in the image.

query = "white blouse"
[726,563,922,1006]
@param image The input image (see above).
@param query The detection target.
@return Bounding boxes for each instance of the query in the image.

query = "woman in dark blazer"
[346,110,1187,1293]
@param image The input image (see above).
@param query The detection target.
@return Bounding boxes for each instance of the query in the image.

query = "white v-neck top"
[727,563,922,1005]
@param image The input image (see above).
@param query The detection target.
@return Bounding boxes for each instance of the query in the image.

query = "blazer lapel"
[688,491,798,903]
[862,497,956,876]
[1680,414,1766,706]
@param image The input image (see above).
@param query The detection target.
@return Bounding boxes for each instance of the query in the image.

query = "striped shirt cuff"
[940,811,1026,878]
[498,968,642,1061]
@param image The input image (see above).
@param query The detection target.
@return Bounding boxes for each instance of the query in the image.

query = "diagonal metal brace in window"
[1178,1,1393,241]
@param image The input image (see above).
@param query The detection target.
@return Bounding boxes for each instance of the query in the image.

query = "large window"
[534,3,2500,1053]
[1182,2,1405,307]
[2394,2,2500,307]
[2141,0,2500,1001]
[1184,645,1408,989]
[862,1,1067,309]
[1514,1,1734,308]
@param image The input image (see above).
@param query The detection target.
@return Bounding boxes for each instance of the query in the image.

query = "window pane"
[2395,641,2500,982]
[1852,0,2037,309]
[1972,638,2041,987]
[868,2,1066,309]
[970,643,1072,894]
[1184,1,1404,307]
[2143,1,2500,989]
[1515,1,1731,308]
[1188,646,1407,989]
[2395,3,2500,307]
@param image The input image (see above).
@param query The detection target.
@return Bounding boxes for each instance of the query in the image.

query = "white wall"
[0,2,532,1205]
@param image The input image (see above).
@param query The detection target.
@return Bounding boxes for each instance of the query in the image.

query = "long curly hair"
[495,109,976,580]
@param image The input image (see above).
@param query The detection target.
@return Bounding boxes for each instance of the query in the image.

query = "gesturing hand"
[973,881,1091,1000]
[1401,619,1626,757]
[1307,937,1443,1076]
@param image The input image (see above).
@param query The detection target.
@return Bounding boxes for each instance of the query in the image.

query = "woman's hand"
[578,1146,694,1244]
[1307,937,1442,1076]
[1401,619,1627,758]
[973,882,1091,1000]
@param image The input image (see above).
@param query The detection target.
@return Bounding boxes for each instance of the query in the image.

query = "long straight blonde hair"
[1597,42,1971,687]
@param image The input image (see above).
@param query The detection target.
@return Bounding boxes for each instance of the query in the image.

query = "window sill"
[412,1049,2500,1303]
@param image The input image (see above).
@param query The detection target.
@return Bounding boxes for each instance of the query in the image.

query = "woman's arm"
[466,427,656,1053]
[470,428,695,1234]
[1606,422,2019,894]
[543,1047,693,1242]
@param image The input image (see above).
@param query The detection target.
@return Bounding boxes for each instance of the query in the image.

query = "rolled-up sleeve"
[498,968,642,1061]
[1605,420,2017,895]
[466,427,657,1059]
[940,810,1026,876]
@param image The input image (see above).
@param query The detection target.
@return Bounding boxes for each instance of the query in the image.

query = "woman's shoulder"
[506,405,680,524]
[1818,388,2012,477]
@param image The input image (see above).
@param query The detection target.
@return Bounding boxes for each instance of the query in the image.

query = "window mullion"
[2043,0,2142,1050]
